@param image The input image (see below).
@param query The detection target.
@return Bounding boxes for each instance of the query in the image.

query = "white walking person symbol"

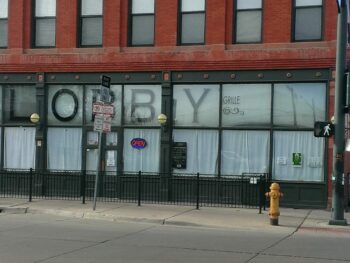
[323,124,331,136]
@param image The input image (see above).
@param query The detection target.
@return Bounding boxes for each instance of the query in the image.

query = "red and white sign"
[92,103,114,115]
[94,114,112,133]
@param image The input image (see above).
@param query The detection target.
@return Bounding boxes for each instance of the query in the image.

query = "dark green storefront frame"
[0,69,331,208]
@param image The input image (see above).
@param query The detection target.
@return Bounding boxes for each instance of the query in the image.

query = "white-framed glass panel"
[235,0,262,43]
[174,85,220,127]
[87,131,99,146]
[130,0,155,45]
[295,0,322,6]
[86,148,98,173]
[222,84,271,127]
[123,129,160,173]
[82,0,103,15]
[4,85,36,123]
[47,128,82,171]
[180,0,205,44]
[85,85,122,126]
[35,18,56,47]
[0,0,8,18]
[80,0,103,46]
[34,0,56,47]
[4,128,36,169]
[181,0,205,12]
[81,17,103,46]
[131,15,154,45]
[273,83,326,128]
[0,19,8,47]
[48,85,83,125]
[173,129,218,175]
[35,0,56,17]
[236,10,262,43]
[221,130,269,175]
[105,150,117,174]
[181,13,205,44]
[132,0,155,14]
[0,0,8,48]
[106,132,118,146]
[294,0,322,41]
[124,85,162,126]
[273,131,324,182]
[237,0,262,9]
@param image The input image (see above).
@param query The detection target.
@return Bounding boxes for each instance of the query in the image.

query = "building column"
[35,73,46,171]
[159,72,172,200]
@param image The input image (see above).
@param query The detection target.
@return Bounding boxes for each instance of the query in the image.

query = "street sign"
[100,86,111,103]
[92,103,114,115]
[93,114,111,133]
[101,75,111,88]
[314,121,334,137]
[99,75,111,103]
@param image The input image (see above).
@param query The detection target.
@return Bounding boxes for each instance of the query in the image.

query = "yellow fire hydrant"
[265,183,283,226]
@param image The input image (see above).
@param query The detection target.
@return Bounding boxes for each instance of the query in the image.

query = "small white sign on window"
[277,157,287,165]
[106,151,115,167]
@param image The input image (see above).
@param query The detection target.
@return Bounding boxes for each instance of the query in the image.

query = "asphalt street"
[0,212,349,263]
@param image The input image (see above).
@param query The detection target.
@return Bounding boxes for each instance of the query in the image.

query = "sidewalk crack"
[244,210,312,263]
[162,208,197,224]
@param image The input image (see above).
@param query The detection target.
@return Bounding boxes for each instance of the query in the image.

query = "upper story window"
[79,0,103,47]
[293,0,323,41]
[179,0,205,45]
[234,0,262,43]
[129,0,155,46]
[33,0,56,48]
[0,0,8,48]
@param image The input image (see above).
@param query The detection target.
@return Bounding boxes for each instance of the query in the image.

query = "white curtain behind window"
[123,129,160,173]
[47,128,82,170]
[4,127,36,169]
[173,130,218,175]
[273,131,324,181]
[221,130,269,175]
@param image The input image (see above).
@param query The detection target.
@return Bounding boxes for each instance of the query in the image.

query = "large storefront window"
[124,85,162,126]
[273,131,324,182]
[222,84,271,127]
[273,83,326,128]
[173,85,220,127]
[173,129,219,175]
[123,129,160,173]
[221,130,269,175]
[47,128,82,170]
[48,85,83,125]
[4,86,36,122]
[4,127,36,169]
[85,85,122,126]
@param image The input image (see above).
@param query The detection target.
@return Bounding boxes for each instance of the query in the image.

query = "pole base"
[270,218,279,226]
[329,219,348,226]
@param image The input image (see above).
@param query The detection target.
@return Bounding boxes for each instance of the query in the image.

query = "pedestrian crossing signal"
[314,122,334,137]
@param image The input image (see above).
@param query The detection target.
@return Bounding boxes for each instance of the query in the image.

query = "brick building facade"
[0,0,346,207]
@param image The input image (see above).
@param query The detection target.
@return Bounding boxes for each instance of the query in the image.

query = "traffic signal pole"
[329,0,348,226]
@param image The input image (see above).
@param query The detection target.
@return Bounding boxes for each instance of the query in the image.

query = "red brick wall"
[1,0,340,72]
[57,0,77,49]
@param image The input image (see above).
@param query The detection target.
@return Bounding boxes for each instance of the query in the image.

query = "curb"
[0,207,28,214]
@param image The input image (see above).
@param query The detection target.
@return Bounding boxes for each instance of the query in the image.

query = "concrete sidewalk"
[0,198,349,232]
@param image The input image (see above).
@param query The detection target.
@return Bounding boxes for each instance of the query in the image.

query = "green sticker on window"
[292,153,302,167]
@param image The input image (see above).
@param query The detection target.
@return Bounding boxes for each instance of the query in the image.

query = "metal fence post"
[196,173,200,210]
[258,175,263,214]
[138,171,141,206]
[29,168,33,202]
[81,170,86,204]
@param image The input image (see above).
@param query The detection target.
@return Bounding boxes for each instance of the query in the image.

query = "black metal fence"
[0,169,269,212]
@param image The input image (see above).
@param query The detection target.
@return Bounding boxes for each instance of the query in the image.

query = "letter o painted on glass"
[52,89,79,122]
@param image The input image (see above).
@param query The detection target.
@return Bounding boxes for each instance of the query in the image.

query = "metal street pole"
[329,0,348,226]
